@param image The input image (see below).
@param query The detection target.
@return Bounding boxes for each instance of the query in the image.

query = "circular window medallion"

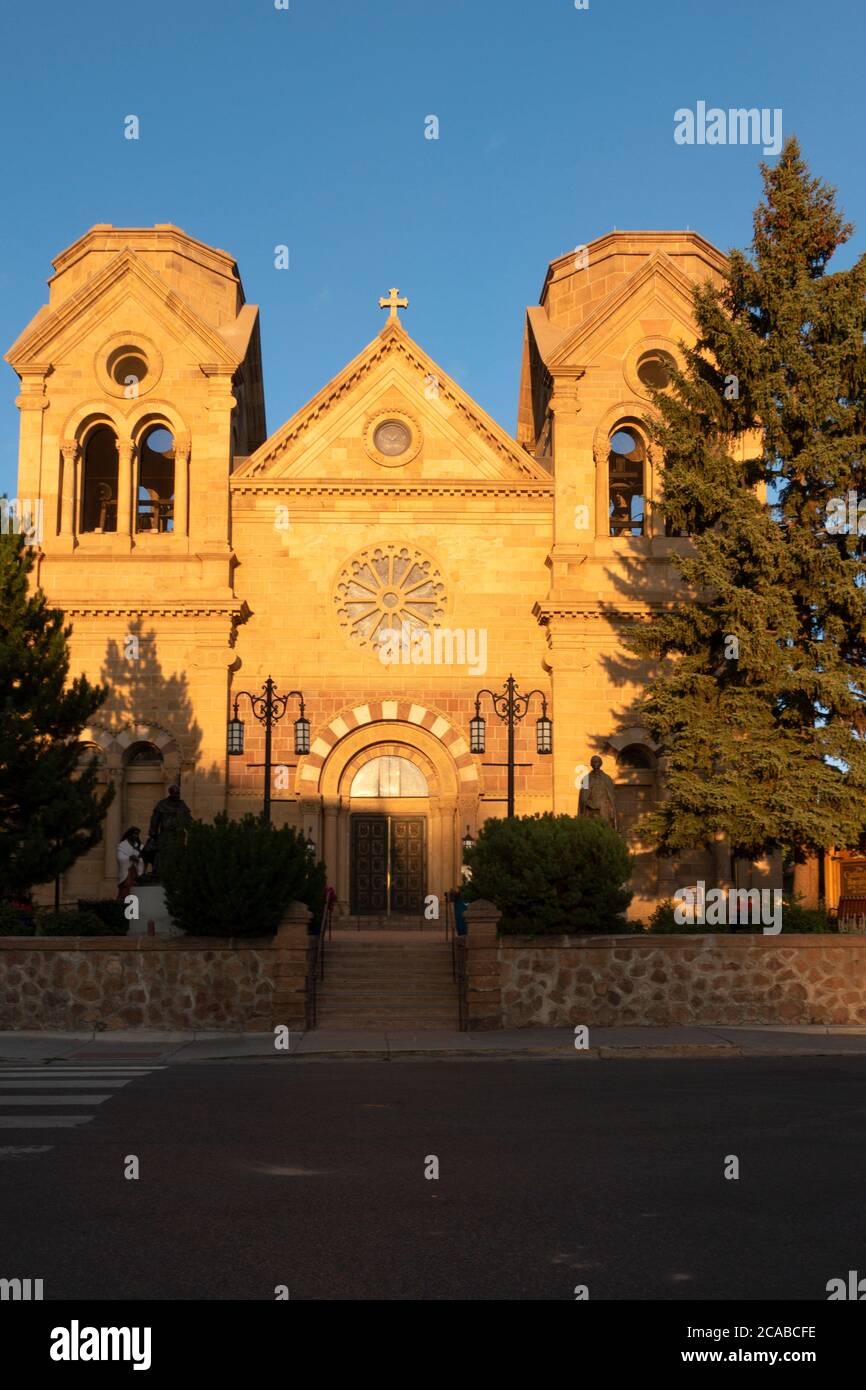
[108,346,149,391]
[637,350,675,391]
[334,543,446,649]
[373,419,411,456]
[364,409,421,467]
[95,333,163,399]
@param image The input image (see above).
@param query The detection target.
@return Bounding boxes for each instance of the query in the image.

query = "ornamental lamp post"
[227,676,308,826]
[469,674,552,819]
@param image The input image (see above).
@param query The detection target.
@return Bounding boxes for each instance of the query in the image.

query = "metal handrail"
[453,935,468,1031]
[305,934,320,1029]
[305,901,334,1029]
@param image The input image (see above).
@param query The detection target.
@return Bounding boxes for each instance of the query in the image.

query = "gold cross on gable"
[379,286,408,322]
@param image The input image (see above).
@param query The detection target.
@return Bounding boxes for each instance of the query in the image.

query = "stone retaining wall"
[499,933,866,1028]
[0,905,311,1033]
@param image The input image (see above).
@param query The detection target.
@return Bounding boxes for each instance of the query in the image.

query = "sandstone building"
[8,224,761,920]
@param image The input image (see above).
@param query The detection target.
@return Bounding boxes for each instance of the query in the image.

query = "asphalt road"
[1,1056,864,1301]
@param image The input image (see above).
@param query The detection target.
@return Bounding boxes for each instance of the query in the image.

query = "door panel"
[390,816,426,913]
[351,815,388,914]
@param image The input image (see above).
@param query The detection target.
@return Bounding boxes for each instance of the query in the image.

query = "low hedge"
[78,898,129,933]
[0,903,130,937]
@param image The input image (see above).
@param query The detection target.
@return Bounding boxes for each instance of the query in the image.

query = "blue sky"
[1,0,864,497]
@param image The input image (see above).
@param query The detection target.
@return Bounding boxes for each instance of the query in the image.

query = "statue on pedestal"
[147,783,191,880]
[578,755,618,831]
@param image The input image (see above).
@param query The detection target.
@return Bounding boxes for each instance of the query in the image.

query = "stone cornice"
[230,478,553,499]
[533,600,659,624]
[60,601,244,619]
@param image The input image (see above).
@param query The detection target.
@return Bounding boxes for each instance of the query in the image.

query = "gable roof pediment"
[545,252,702,369]
[234,321,550,485]
[6,249,243,372]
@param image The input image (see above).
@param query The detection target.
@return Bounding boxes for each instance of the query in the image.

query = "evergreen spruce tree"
[628,138,866,867]
[0,534,113,897]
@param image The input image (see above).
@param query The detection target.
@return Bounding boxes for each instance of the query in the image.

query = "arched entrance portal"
[312,720,476,921]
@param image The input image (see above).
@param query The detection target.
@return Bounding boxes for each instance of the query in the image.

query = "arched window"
[80,427,119,533]
[137,426,175,533]
[608,426,645,537]
[617,743,654,769]
[124,741,164,767]
[350,756,429,798]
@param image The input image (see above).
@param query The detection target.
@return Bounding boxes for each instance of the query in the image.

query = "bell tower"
[6,223,265,601]
[518,231,729,909]
[5,225,267,846]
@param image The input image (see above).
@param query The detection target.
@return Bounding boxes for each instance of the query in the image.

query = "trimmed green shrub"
[647,899,730,934]
[36,909,114,936]
[781,899,832,933]
[463,813,633,935]
[78,899,129,933]
[161,813,326,937]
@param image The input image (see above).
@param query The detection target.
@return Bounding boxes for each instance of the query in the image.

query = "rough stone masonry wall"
[499,934,866,1028]
[0,909,310,1033]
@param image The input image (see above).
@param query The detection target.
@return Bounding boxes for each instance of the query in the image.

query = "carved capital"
[16,393,50,412]
[593,439,609,469]
[60,439,79,464]
[117,440,135,466]
[174,432,191,460]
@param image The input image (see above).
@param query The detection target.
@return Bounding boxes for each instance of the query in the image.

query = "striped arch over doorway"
[296,700,480,792]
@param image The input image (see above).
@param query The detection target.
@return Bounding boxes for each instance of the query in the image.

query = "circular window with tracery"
[334,543,446,649]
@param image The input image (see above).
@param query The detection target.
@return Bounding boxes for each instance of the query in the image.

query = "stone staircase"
[315,934,459,1030]
[335,913,431,933]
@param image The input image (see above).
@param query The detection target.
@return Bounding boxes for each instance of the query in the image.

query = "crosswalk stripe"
[0,1068,158,1076]
[0,1096,110,1105]
[0,1116,92,1128]
[0,1079,130,1089]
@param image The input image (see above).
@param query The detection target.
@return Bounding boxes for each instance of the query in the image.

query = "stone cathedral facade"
[8,223,757,920]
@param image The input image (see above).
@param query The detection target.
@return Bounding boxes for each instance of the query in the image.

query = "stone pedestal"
[271,900,311,1029]
[129,884,175,937]
[464,899,502,1030]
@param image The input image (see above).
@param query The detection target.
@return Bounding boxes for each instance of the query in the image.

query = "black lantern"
[305,831,316,858]
[469,713,486,755]
[227,717,245,756]
[536,714,553,755]
[294,714,311,756]
[462,825,475,854]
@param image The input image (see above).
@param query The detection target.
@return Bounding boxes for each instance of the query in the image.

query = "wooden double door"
[350,814,426,916]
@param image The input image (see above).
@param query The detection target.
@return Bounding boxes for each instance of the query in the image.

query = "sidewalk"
[3,1024,866,1063]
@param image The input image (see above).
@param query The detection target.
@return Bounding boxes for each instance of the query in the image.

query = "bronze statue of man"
[578,755,618,830]
[148,783,191,879]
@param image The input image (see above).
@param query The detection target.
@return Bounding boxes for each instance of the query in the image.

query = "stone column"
[711,831,733,892]
[323,801,339,890]
[271,900,311,1029]
[59,440,78,541]
[548,372,585,547]
[116,440,134,543]
[594,439,609,540]
[464,899,502,1030]
[173,433,190,538]
[793,854,820,909]
[103,758,123,884]
[13,367,50,519]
